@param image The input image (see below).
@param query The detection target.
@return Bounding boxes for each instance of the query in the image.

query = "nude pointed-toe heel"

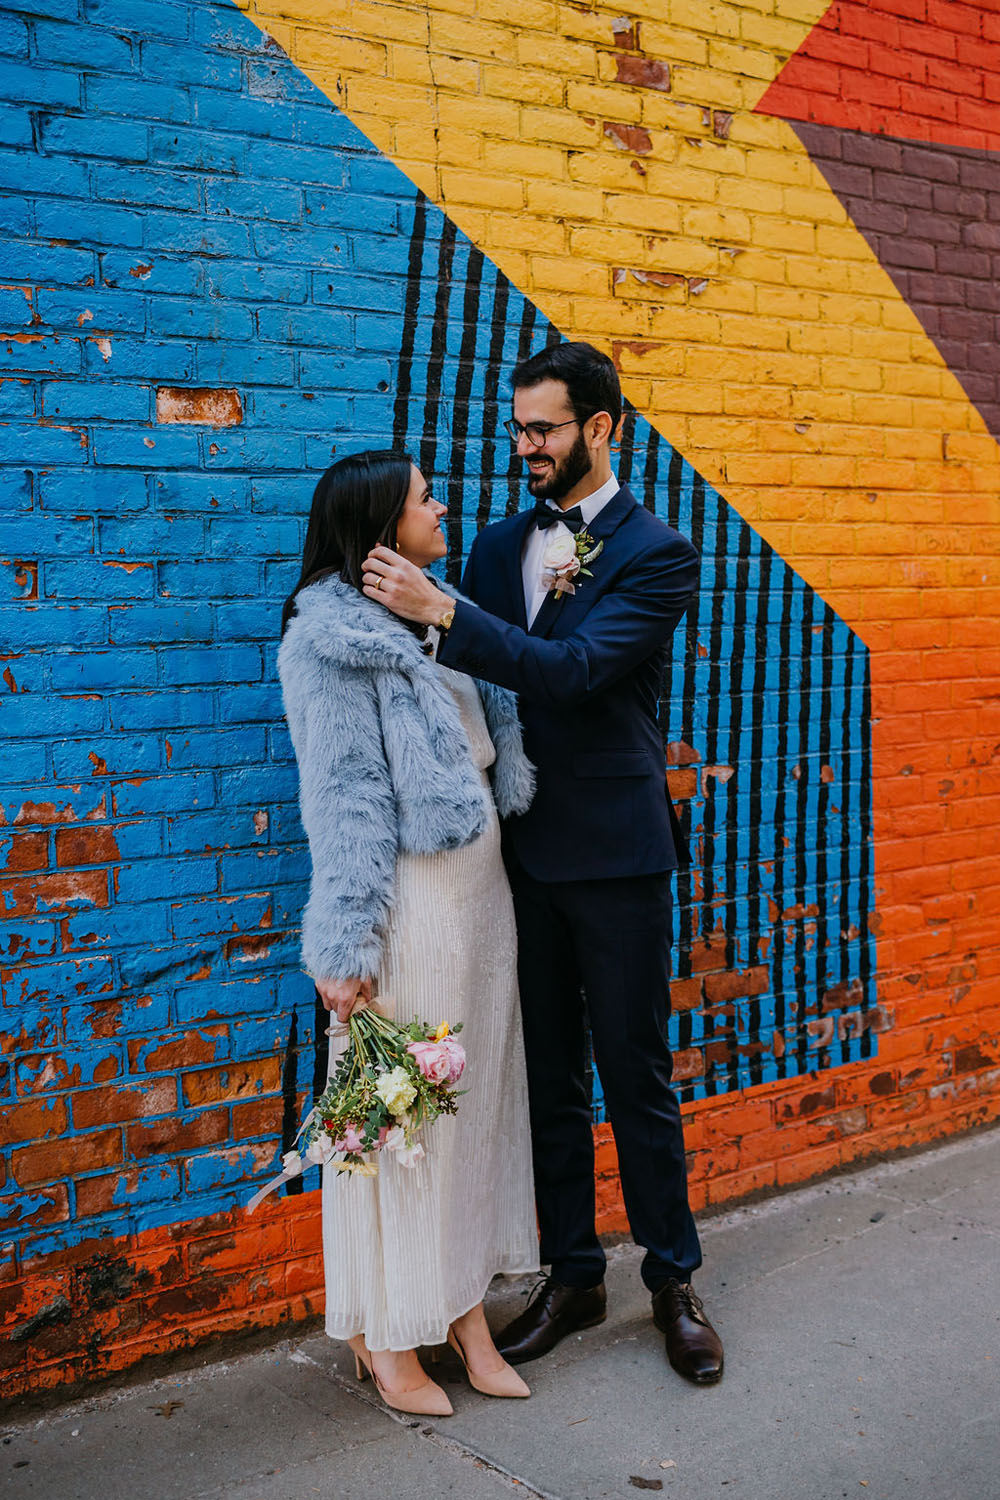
[348,1337,453,1418]
[447,1328,531,1399]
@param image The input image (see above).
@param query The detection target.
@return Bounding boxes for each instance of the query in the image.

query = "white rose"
[375,1066,417,1116]
[382,1125,407,1153]
[397,1141,425,1169]
[306,1133,334,1165]
[282,1150,303,1177]
[542,527,579,572]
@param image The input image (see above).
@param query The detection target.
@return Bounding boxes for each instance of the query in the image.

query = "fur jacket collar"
[278,572,534,982]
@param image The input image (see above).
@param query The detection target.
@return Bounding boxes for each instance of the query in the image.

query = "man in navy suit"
[363,342,723,1384]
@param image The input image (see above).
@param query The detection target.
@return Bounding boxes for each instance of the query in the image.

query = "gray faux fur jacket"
[278,572,535,983]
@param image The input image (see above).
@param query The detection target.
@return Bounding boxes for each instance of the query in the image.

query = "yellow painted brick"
[556,4,619,46]
[717,313,788,351]
[643,163,717,203]
[746,147,814,186]
[349,110,394,156]
[428,14,517,62]
[392,123,439,168]
[612,341,685,378]
[820,357,883,393]
[708,38,776,81]
[483,64,564,107]
[646,377,725,415]
[646,238,720,277]
[567,82,644,124]
[788,389,854,423]
[437,93,520,136]
[483,139,566,181]
[852,395,914,429]
[748,216,816,254]
[782,185,847,225]
[814,226,870,263]
[637,21,709,65]
[348,0,429,46]
[675,134,746,178]
[667,0,740,38]
[533,290,572,327]
[739,9,817,53]
[389,43,432,85]
[516,33,597,76]
[345,75,432,115]
[520,106,600,148]
[748,349,820,385]
[429,53,480,91]
[439,168,523,210]
[487,212,567,255]
[722,385,793,419]
[605,193,683,234]
[672,277,755,315]
[682,203,751,242]
[670,65,743,110]
[571,153,658,191]
[529,254,611,296]
[448,206,487,243]
[571,296,651,337]
[525,179,606,221]
[852,327,917,363]
[787,256,852,292]
[819,293,881,328]
[788,324,852,355]
[433,127,484,167]
[569,224,648,261]
[881,300,923,333]
[647,306,723,343]
[882,365,947,399]
[719,247,787,285]
[684,346,760,383]
[254,0,352,23]
[293,27,386,72]
[752,285,820,321]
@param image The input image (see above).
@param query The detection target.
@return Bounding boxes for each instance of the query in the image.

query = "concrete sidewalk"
[4,1126,1000,1500]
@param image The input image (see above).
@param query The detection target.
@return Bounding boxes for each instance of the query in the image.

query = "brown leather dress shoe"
[651,1279,724,1385]
[495,1276,607,1365]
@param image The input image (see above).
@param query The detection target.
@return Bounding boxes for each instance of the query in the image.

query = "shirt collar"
[544,472,619,526]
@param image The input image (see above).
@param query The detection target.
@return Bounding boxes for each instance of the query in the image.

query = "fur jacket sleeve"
[278,573,534,983]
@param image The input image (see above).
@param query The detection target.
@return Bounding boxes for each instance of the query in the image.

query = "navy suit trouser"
[507,858,702,1293]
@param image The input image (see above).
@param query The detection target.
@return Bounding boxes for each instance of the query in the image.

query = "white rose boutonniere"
[541,526,604,601]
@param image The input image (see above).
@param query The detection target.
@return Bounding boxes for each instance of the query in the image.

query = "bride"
[278,451,539,1416]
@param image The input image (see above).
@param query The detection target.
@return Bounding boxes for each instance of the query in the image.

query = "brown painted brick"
[55,825,121,867]
[1,832,49,872]
[72,1078,178,1130]
[182,1058,281,1108]
[13,1128,123,1186]
[128,1109,228,1160]
[0,1096,68,1149]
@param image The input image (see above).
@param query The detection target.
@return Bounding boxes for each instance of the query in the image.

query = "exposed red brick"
[1,832,48,872]
[75,1163,180,1219]
[670,977,703,1012]
[13,1128,123,1186]
[0,1185,69,1234]
[614,55,671,91]
[156,387,243,427]
[703,966,769,1004]
[611,17,638,49]
[13,801,76,826]
[182,1058,281,1108]
[54,825,121,867]
[3,870,108,917]
[128,1109,228,1160]
[72,1079,178,1130]
[0,1097,68,1149]
[672,1048,703,1081]
[127,1026,228,1073]
[224,933,274,963]
[231,1096,283,1140]
[667,767,698,799]
[603,121,653,154]
[666,741,701,766]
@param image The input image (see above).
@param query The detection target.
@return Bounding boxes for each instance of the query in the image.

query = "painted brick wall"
[1,0,998,1401]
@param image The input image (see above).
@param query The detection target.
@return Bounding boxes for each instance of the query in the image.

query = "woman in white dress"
[278,452,539,1417]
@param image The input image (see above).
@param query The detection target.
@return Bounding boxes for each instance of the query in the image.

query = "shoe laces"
[522,1272,554,1310]
[663,1278,705,1321]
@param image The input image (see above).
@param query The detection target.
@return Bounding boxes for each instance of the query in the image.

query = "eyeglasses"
[503,417,581,448]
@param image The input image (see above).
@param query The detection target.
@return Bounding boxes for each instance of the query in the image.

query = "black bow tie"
[533,503,585,534]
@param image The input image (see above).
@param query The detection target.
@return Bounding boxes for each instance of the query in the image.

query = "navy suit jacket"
[437,484,700,882]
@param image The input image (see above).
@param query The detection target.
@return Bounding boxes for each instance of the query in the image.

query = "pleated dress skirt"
[320,667,539,1352]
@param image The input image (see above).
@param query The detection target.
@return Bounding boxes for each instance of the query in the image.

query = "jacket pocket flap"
[573,750,657,779]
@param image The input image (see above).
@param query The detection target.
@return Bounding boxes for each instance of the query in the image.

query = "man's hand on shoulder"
[363,545,454,627]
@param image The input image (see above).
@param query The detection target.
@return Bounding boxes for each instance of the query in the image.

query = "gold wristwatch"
[437,604,456,632]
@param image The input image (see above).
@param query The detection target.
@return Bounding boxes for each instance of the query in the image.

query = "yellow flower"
[431,1022,450,1041]
[375,1065,417,1116]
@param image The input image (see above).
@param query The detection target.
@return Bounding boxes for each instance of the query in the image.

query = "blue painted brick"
[45,558,155,599]
[245,139,349,187]
[312,271,407,315]
[0,333,82,375]
[165,727,267,769]
[166,809,269,857]
[206,260,308,304]
[255,304,350,346]
[42,380,151,422]
[0,423,87,464]
[220,846,306,893]
[50,650,158,691]
[190,6,270,53]
[250,389,352,428]
[0,15,29,57]
[217,762,298,807]
[0,147,90,199]
[0,379,35,416]
[205,178,301,222]
[149,124,242,174]
[83,0,191,42]
[35,199,146,249]
[201,430,304,470]
[152,472,246,513]
[249,478,310,515]
[92,427,201,468]
[304,188,397,235]
[0,468,32,510]
[150,299,253,340]
[101,515,205,557]
[170,891,272,940]
[39,469,147,512]
[228,1017,290,1061]
[34,18,135,70]
[38,112,148,160]
[37,288,148,333]
[0,238,95,284]
[12,956,115,1007]
[218,684,281,723]
[294,100,367,151]
[105,819,164,860]
[297,352,391,389]
[350,231,412,277]
[1,694,104,738]
[213,601,276,641]
[82,335,195,381]
[0,103,33,147]
[245,57,322,106]
[51,734,162,780]
[1,512,94,554]
[0,920,59,961]
[347,157,410,198]
[268,724,294,762]
[252,222,348,268]
[195,341,293,386]
[0,285,33,325]
[0,739,46,780]
[159,644,261,686]
[269,804,304,845]
[142,211,250,257]
[303,434,340,470]
[111,771,214,817]
[0,59,80,109]
[94,164,199,212]
[118,940,221,992]
[184,1143,270,1194]
[190,85,292,142]
[116,856,217,904]
[142,42,241,91]
[159,560,260,597]
[100,251,204,296]
[109,689,214,731]
[109,602,214,645]
[263,560,297,597]
[87,75,189,126]
[176,976,276,1025]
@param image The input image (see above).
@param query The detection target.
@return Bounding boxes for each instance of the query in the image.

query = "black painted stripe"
[771,566,794,1081]
[478,271,510,532]
[746,543,772,1089]
[281,1005,302,1196]
[445,245,484,584]
[793,593,814,1076]
[419,215,457,483]
[393,191,427,452]
[507,299,537,517]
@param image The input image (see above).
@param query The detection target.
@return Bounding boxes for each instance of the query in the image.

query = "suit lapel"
[529,484,638,639]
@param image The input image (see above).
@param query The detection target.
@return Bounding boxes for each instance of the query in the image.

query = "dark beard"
[525,428,592,503]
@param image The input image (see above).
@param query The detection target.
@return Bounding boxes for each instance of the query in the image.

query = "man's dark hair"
[510,341,622,433]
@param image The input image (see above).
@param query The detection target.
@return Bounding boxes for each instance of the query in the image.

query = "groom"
[363,341,723,1385]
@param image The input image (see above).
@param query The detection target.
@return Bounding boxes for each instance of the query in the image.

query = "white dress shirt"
[521,473,620,627]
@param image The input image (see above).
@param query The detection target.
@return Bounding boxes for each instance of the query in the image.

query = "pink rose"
[406,1040,451,1084]
[334,1124,365,1154]
[439,1037,466,1083]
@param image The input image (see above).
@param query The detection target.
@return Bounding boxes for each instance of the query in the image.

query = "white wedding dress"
[321,663,539,1352]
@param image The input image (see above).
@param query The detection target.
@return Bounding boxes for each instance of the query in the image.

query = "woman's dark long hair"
[281,450,413,635]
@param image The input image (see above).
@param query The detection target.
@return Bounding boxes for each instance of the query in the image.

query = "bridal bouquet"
[247,1009,465,1210]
